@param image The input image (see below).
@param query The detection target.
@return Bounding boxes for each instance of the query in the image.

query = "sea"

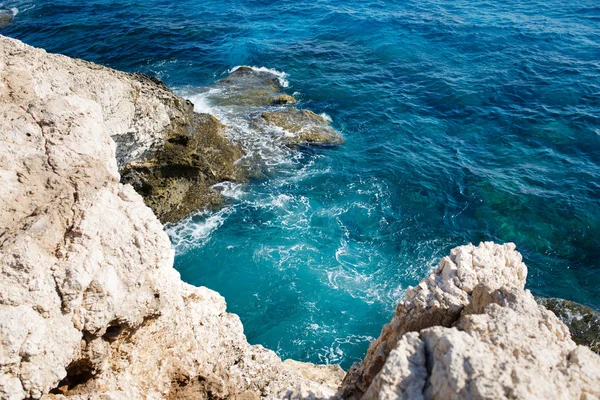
[2,0,599,369]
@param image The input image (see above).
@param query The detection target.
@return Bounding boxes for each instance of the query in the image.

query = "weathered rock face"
[536,297,600,354]
[116,74,249,223]
[2,34,600,400]
[341,242,600,399]
[2,31,247,224]
[121,113,246,223]
[0,35,342,400]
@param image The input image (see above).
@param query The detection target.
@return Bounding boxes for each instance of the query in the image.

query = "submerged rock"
[121,113,245,223]
[214,66,298,106]
[0,9,14,28]
[536,297,600,354]
[259,109,345,146]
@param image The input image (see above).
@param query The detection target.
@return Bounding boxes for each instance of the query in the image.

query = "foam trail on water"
[166,206,234,254]
[316,334,375,364]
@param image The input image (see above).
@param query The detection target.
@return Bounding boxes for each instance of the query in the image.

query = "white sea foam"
[271,193,292,208]
[183,88,219,115]
[166,207,234,253]
[228,65,290,87]
[328,238,405,307]
[211,181,244,200]
[316,333,375,364]
[320,113,332,123]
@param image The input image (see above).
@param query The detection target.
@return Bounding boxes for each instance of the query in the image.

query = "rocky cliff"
[0,35,343,399]
[341,242,600,399]
[1,35,599,400]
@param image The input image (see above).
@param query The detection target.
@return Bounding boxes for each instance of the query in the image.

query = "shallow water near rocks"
[4,0,600,368]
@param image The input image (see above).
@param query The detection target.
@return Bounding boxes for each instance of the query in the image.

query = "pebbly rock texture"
[341,242,600,399]
[121,113,246,223]
[0,35,342,400]
[536,297,600,354]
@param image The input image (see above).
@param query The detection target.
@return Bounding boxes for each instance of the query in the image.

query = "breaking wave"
[228,65,290,87]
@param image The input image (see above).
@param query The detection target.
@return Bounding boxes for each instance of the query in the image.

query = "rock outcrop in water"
[214,66,298,107]
[257,109,345,146]
[1,35,599,400]
[0,9,15,28]
[0,35,343,400]
[121,113,246,223]
[211,66,345,147]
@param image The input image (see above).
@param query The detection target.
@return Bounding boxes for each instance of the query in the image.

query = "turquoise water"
[3,0,599,368]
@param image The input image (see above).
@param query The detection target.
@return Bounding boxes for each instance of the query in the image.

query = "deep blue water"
[3,0,599,368]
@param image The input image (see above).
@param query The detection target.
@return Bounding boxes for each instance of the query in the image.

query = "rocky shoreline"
[1,35,599,399]
[119,65,344,223]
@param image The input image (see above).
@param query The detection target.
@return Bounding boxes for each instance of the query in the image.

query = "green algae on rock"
[536,297,600,354]
[201,66,344,147]
[121,113,245,223]
[119,67,343,224]
[213,66,298,107]
[259,109,345,146]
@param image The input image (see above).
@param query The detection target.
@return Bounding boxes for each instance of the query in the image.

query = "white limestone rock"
[0,35,341,400]
[3,33,599,400]
[344,243,600,399]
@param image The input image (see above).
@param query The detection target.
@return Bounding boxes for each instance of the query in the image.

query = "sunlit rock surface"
[1,35,598,400]
[0,35,342,400]
[342,242,600,399]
